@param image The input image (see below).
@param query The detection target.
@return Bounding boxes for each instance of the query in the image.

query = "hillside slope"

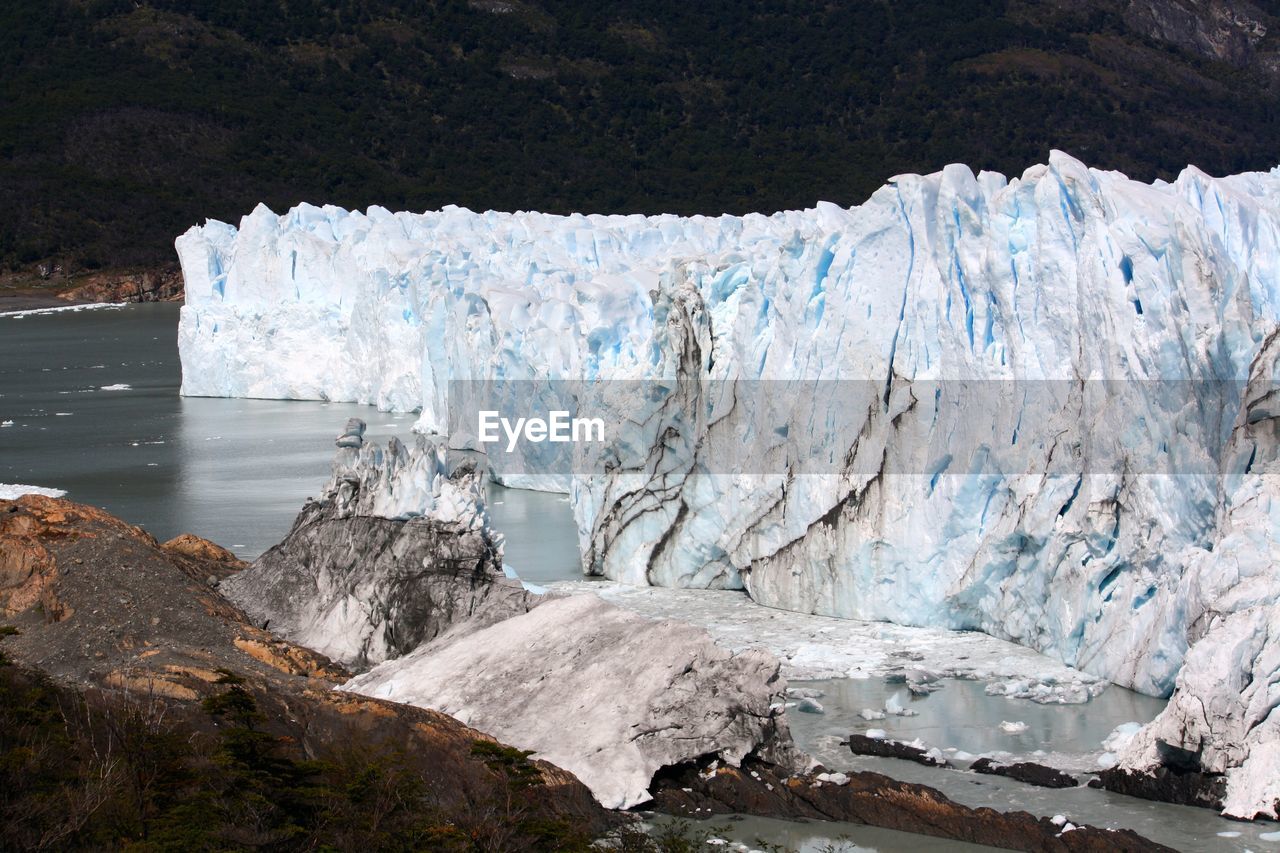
[4,0,1280,272]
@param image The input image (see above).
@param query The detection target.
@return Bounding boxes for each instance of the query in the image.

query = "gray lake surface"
[789,677,1167,764]
[4,304,1279,851]
[0,303,577,575]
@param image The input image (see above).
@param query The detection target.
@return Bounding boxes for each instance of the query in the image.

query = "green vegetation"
[0,653,592,850]
[3,0,1280,271]
[0,639,769,851]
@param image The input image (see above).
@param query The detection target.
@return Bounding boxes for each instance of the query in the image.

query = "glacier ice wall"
[177,151,1280,710]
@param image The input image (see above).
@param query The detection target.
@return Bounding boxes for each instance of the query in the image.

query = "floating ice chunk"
[1101,721,1143,754]
[999,720,1029,734]
[786,686,825,699]
[0,483,66,499]
[885,690,918,716]
[1216,831,1241,838]
[99,383,131,391]
[1050,815,1067,826]
[1261,831,1280,841]
[0,302,127,319]
[796,698,824,714]
[865,729,888,740]
[859,708,886,721]
[0,420,12,427]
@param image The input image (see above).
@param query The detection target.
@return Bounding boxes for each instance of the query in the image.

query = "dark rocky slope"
[0,494,612,849]
[6,0,1280,274]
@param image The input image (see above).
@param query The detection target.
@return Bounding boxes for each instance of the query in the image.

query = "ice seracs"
[179,153,1280,818]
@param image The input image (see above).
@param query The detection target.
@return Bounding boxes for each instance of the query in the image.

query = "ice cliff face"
[179,152,1280,817]
[1113,330,1280,819]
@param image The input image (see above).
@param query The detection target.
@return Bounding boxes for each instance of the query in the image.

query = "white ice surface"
[341,593,793,809]
[548,580,1106,701]
[0,484,67,499]
[0,302,127,319]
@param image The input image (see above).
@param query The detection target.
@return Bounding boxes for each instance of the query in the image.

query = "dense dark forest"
[3,0,1280,270]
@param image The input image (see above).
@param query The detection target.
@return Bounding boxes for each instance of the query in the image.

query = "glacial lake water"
[0,303,579,582]
[4,304,1279,851]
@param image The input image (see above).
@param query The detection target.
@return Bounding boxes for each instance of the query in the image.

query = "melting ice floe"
[0,484,67,499]
[0,302,127,319]
[177,153,1280,817]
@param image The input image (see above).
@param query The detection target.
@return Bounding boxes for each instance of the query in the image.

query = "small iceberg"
[0,483,67,499]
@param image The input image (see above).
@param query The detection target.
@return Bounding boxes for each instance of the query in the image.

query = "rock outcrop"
[220,420,531,670]
[845,733,951,767]
[650,755,1173,852]
[970,757,1079,789]
[161,532,245,565]
[56,265,183,303]
[0,493,612,843]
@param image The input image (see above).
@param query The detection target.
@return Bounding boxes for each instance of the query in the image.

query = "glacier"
[177,151,1280,817]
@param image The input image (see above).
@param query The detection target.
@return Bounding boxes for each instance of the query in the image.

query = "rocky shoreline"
[0,265,182,311]
[0,494,613,849]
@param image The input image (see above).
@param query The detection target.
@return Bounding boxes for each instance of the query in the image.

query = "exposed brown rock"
[845,732,950,767]
[651,756,1174,852]
[56,265,183,303]
[233,634,344,679]
[0,495,612,834]
[103,668,201,700]
[971,757,1079,789]
[1092,765,1226,810]
[162,532,245,566]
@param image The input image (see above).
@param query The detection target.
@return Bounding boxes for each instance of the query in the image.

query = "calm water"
[0,304,578,573]
[4,305,1278,851]
[789,677,1167,765]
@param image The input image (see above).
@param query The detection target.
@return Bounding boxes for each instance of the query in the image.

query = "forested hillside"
[4,0,1280,270]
